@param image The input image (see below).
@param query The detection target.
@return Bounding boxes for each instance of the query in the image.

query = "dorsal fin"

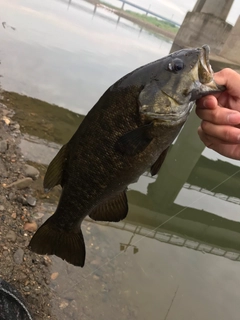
[43,144,69,192]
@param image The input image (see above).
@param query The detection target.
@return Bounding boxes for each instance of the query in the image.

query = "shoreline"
[84,0,176,40]
[112,10,176,39]
[0,102,58,319]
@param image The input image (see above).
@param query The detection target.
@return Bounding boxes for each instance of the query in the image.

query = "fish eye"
[168,58,184,72]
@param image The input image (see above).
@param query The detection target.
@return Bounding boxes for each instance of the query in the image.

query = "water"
[1,0,240,319]
[0,0,171,114]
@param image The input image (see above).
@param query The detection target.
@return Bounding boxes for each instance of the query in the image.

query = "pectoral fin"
[89,190,128,222]
[44,144,69,192]
[115,123,153,156]
[151,147,169,176]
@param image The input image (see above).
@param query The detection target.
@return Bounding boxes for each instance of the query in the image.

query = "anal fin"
[89,190,128,222]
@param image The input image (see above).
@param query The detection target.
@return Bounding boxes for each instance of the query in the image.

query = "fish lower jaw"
[145,110,191,123]
[160,116,189,126]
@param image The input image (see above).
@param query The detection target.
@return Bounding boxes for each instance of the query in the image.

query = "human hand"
[196,68,240,159]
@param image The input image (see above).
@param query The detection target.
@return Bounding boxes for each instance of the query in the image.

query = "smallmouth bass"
[29,45,225,267]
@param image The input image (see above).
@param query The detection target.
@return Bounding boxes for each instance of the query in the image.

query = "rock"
[60,290,76,301]
[51,272,59,280]
[59,300,69,309]
[10,123,20,130]
[0,140,8,153]
[16,195,28,205]
[90,259,100,266]
[6,177,33,189]
[0,195,6,203]
[13,248,24,264]
[0,205,4,211]
[2,116,10,125]
[2,250,8,257]
[26,195,36,207]
[23,164,40,180]
[0,159,7,177]
[8,192,15,201]
[24,221,38,232]
[1,107,11,116]
[11,212,17,219]
[6,230,17,242]
[32,212,44,220]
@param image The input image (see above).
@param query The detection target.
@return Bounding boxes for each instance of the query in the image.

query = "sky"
[109,0,240,25]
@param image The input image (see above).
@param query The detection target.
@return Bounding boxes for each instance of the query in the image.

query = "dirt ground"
[0,102,58,319]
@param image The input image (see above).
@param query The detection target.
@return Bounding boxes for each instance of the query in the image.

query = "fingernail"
[228,113,240,125]
[203,100,208,108]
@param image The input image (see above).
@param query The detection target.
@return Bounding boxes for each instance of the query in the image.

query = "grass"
[100,1,179,34]
[125,11,178,33]
[100,1,119,10]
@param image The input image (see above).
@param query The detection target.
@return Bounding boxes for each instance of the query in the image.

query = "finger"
[201,121,240,144]
[196,107,240,125]
[198,126,236,146]
[197,126,214,148]
[196,95,218,110]
[198,127,240,159]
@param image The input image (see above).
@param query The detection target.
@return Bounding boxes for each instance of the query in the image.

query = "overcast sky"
[110,0,239,25]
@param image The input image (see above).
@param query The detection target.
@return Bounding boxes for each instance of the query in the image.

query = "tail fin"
[28,216,86,267]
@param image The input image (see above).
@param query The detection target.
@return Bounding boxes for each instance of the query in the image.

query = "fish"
[29,45,225,267]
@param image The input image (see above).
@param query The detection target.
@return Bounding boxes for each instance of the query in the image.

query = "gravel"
[0,102,57,319]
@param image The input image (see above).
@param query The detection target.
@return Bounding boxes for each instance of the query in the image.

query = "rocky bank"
[0,102,57,319]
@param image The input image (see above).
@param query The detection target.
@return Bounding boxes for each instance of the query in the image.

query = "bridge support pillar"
[220,16,240,64]
[193,0,234,20]
[171,0,234,54]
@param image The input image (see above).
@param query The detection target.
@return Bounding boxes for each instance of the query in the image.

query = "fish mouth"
[141,45,225,124]
[198,44,213,84]
[190,44,225,100]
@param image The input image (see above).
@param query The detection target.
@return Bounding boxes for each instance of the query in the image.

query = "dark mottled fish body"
[29,45,224,266]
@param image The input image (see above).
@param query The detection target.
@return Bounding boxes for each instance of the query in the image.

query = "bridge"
[117,0,180,27]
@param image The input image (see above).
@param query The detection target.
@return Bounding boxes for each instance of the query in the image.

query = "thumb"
[214,68,240,98]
